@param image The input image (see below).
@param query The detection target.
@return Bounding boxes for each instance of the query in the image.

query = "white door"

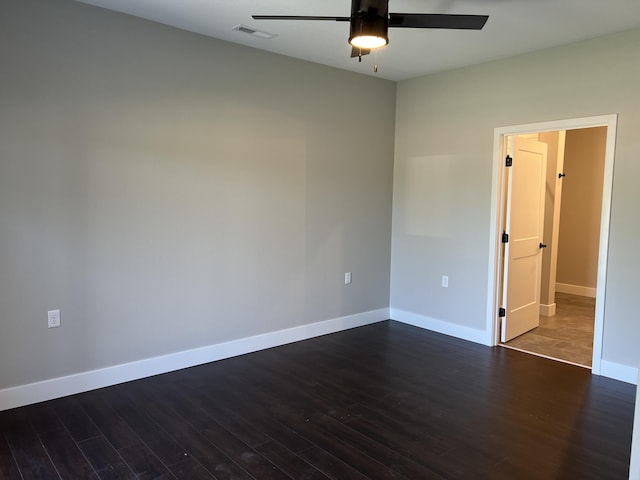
[501,136,548,342]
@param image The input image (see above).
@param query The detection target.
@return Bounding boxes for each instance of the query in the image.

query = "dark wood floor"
[0,321,635,479]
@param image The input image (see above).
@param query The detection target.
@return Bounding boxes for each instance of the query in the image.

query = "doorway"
[503,128,606,367]
[486,115,618,375]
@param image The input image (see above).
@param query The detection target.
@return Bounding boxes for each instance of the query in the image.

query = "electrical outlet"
[344,272,352,285]
[442,275,449,288]
[48,309,61,328]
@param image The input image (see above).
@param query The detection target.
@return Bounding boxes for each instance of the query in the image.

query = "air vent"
[232,24,277,40]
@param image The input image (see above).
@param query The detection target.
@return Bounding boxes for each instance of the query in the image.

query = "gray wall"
[0,0,395,390]
[391,28,640,370]
[556,127,606,290]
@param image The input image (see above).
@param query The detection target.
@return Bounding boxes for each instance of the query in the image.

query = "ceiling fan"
[253,0,489,60]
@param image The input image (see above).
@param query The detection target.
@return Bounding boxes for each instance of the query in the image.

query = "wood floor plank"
[298,446,370,480]
[158,383,271,450]
[78,436,136,479]
[198,422,290,480]
[76,392,141,450]
[167,456,215,480]
[308,411,445,479]
[133,392,253,480]
[40,428,96,479]
[3,409,61,480]
[117,442,175,480]
[254,440,330,480]
[102,388,198,470]
[274,410,410,480]
[141,387,287,480]
[27,403,66,435]
[0,435,22,480]
[53,396,101,442]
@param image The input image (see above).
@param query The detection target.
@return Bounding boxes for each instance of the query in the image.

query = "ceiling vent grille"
[232,24,277,40]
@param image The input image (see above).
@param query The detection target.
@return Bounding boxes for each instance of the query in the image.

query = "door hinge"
[499,307,506,318]
[501,232,509,243]
[505,155,513,167]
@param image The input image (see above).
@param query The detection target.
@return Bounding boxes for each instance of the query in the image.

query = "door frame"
[485,114,618,375]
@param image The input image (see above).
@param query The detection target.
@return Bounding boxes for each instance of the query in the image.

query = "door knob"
[539,243,547,249]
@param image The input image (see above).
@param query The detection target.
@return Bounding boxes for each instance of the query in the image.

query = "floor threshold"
[499,343,591,370]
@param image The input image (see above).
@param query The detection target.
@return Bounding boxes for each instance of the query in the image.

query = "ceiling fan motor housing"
[351,0,389,17]
[349,0,389,47]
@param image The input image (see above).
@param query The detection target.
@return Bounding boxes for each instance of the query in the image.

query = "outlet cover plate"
[48,309,61,328]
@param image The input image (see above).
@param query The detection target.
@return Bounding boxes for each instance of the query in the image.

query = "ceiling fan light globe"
[350,35,388,49]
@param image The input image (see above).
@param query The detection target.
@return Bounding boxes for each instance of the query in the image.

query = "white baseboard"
[599,360,639,385]
[390,309,490,346]
[0,309,389,412]
[556,283,597,298]
[540,303,557,316]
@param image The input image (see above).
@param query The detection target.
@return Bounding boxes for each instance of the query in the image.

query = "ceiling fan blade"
[252,15,350,22]
[389,13,488,30]
[350,47,371,58]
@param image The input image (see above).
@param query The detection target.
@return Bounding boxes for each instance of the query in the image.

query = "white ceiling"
[75,0,640,81]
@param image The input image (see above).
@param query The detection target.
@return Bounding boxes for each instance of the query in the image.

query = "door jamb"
[485,114,618,375]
